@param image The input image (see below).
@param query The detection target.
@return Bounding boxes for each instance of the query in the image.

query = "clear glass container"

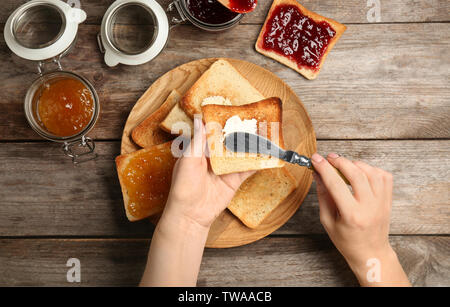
[24,70,100,163]
[4,0,99,164]
[97,0,243,67]
[169,0,243,31]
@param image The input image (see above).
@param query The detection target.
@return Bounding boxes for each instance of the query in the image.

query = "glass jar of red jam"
[5,0,100,163]
[169,0,243,31]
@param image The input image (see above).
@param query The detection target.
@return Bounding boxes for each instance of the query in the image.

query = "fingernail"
[311,153,323,163]
[328,152,339,159]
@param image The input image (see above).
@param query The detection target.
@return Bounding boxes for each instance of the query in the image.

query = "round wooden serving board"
[121,58,316,248]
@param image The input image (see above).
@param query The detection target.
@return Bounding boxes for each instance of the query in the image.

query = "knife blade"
[224,132,349,184]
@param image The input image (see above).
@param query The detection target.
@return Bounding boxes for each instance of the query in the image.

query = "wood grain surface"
[0,236,448,286]
[0,0,448,286]
[1,0,448,24]
[1,23,448,140]
[0,140,448,236]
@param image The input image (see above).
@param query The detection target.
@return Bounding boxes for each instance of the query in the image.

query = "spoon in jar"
[217,0,258,14]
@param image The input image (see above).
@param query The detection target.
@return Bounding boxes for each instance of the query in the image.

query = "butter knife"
[224,132,349,184]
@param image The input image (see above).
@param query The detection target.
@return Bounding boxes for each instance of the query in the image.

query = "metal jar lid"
[98,0,169,67]
[4,0,86,61]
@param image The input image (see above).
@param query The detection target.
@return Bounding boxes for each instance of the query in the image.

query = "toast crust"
[131,90,181,148]
[180,59,265,118]
[202,97,285,175]
[255,0,346,80]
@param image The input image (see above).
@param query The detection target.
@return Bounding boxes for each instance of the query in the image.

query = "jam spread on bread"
[36,77,94,137]
[122,145,176,219]
[260,4,336,70]
[228,0,257,13]
[186,0,238,24]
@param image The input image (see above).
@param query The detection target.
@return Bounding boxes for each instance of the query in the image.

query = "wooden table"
[0,0,449,286]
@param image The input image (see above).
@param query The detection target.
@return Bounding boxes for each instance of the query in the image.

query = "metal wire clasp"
[62,136,98,164]
[37,57,63,76]
[167,0,186,26]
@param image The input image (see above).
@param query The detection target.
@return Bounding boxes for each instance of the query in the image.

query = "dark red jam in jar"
[261,5,336,70]
[229,0,257,13]
[186,0,239,24]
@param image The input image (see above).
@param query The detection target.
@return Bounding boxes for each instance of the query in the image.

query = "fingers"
[326,153,373,201]
[352,161,383,196]
[219,170,256,192]
[311,153,355,216]
[354,161,393,207]
[237,170,256,183]
[313,172,337,227]
[183,116,207,161]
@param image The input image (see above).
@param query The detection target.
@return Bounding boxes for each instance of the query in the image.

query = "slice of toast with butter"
[255,0,346,80]
[180,59,265,118]
[131,90,181,148]
[202,97,285,175]
[228,167,296,228]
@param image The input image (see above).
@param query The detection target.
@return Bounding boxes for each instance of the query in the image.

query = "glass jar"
[4,0,99,164]
[97,0,243,67]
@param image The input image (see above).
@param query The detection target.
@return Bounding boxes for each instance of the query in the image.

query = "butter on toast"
[202,97,285,175]
[131,90,181,148]
[228,168,296,228]
[115,142,177,222]
[180,59,265,118]
[255,0,346,80]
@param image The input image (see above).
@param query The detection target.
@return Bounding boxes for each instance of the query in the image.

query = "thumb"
[193,115,207,158]
[185,115,206,159]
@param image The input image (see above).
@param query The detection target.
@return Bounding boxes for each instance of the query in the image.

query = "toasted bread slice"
[202,97,285,175]
[255,0,346,80]
[228,168,296,228]
[115,142,177,222]
[131,90,181,148]
[180,59,265,117]
[159,102,194,136]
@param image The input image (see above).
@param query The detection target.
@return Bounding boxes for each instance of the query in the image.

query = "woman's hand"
[312,153,410,286]
[140,118,253,286]
[163,118,254,229]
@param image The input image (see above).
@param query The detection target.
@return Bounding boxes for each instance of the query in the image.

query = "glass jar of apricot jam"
[5,0,100,163]
[24,70,100,163]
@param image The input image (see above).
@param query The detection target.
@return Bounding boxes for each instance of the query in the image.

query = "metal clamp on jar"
[4,0,100,164]
[97,0,243,67]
